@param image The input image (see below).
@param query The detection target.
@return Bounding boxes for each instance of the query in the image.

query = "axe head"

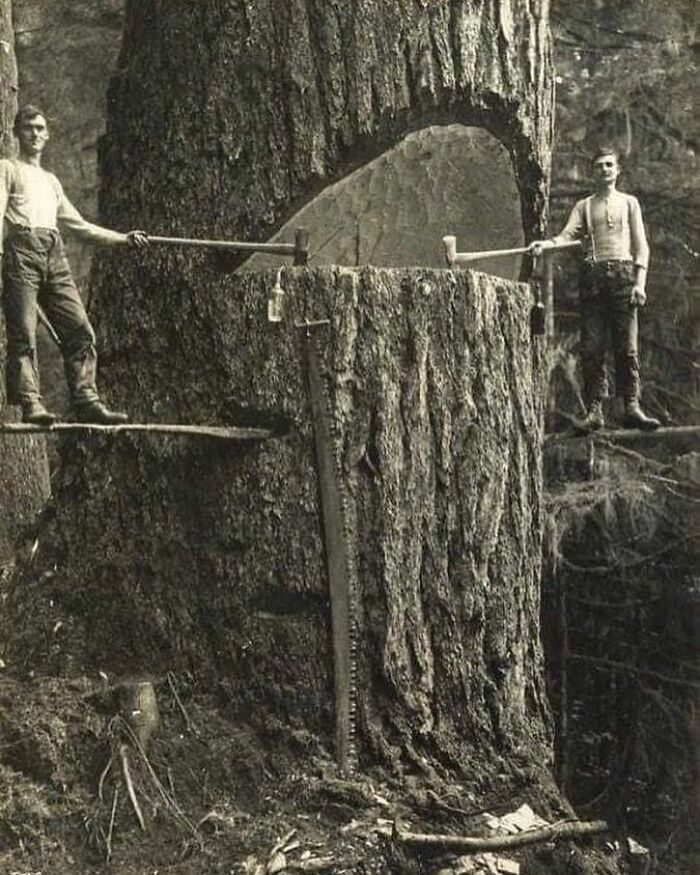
[442,235,457,266]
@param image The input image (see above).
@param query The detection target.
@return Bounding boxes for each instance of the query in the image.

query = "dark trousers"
[579,260,640,404]
[2,227,99,406]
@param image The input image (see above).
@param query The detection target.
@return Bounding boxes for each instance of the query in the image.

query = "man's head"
[591,145,620,186]
[13,105,50,157]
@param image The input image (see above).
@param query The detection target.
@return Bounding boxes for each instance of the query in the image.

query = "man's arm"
[629,195,650,306]
[530,200,585,255]
[0,161,13,253]
[56,181,147,248]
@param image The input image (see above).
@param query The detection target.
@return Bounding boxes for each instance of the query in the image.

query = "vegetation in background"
[549,0,698,426]
[544,3,699,871]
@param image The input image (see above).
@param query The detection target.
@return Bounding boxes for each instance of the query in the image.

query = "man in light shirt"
[0,104,148,425]
[532,146,660,431]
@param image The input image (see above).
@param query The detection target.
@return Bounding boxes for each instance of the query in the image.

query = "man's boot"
[623,399,660,431]
[73,400,129,425]
[580,400,605,431]
[21,399,57,426]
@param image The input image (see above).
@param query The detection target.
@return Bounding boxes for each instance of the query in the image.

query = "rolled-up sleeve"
[553,200,585,244]
[56,182,125,246]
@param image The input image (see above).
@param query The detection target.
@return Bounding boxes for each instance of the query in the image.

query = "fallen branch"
[167,672,198,735]
[393,817,608,852]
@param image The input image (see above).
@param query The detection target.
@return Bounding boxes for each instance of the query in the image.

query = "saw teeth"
[305,331,359,771]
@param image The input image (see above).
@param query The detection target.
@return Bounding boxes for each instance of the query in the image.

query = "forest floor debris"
[0,674,638,874]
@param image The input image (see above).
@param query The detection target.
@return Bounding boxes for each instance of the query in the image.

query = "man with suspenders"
[533,146,660,431]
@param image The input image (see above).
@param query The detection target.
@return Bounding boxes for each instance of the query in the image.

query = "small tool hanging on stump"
[298,318,358,774]
[530,254,546,337]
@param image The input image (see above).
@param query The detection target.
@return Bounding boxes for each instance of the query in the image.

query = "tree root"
[118,743,145,831]
[91,679,200,861]
[105,787,118,863]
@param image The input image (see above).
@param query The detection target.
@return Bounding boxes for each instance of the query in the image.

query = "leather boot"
[623,399,660,431]
[22,399,57,426]
[580,400,605,431]
[73,400,129,425]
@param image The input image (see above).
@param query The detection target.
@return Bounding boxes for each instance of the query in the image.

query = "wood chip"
[267,851,286,874]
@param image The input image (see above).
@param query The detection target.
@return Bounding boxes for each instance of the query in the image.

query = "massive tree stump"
[5,264,550,775]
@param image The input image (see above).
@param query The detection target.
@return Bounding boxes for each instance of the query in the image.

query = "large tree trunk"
[100,0,554,245]
[7,266,551,772]
[0,0,49,567]
[5,0,554,777]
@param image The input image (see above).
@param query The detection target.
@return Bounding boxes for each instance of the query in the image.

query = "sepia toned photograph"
[0,2,697,873]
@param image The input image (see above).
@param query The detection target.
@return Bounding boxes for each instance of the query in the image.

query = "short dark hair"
[591,145,620,165]
[13,104,48,135]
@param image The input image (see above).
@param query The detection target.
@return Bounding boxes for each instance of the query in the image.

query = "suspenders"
[583,193,632,263]
[584,195,596,261]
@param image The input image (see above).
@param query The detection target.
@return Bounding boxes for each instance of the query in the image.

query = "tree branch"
[393,818,609,852]
[568,653,700,691]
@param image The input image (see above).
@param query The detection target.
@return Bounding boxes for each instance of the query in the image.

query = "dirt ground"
[0,670,638,875]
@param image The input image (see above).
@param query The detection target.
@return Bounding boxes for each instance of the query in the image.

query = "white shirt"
[554,190,649,269]
[0,158,124,252]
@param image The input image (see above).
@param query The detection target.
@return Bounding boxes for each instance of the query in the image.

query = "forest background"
[544,2,698,872]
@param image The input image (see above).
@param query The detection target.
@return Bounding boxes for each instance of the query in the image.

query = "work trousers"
[2,227,99,406]
[579,259,640,404]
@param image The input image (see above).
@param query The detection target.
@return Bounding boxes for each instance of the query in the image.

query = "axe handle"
[148,227,309,265]
[442,236,580,266]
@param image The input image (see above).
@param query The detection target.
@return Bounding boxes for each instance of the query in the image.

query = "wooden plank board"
[0,422,273,442]
[545,424,700,449]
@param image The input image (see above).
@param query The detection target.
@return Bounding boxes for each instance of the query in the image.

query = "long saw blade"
[300,320,357,773]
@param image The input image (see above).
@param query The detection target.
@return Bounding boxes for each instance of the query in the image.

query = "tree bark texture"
[4,0,554,775]
[0,0,50,565]
[6,266,551,773]
[98,0,553,246]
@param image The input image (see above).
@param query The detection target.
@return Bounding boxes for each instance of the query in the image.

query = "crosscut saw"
[299,319,358,773]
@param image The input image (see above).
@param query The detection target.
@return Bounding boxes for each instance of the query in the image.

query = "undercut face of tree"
[249,125,526,281]
[0,0,50,567]
[5,0,555,783]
